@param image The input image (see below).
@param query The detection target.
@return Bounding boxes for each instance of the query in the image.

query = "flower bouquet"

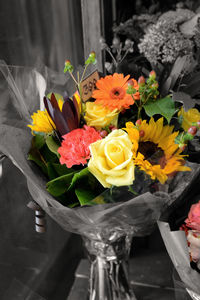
[158,192,200,299]
[0,53,200,299]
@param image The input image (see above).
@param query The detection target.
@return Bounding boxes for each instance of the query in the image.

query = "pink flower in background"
[58,125,101,168]
[185,201,200,231]
[187,230,200,263]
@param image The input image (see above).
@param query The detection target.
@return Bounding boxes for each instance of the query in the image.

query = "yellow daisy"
[124,117,191,184]
[178,107,200,131]
[28,99,63,135]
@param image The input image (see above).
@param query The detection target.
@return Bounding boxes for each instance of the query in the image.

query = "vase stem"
[84,231,137,300]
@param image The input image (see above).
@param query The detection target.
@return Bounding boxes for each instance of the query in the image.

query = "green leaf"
[143,96,175,123]
[46,135,60,157]
[40,144,58,163]
[47,162,58,180]
[68,167,90,191]
[28,152,48,175]
[75,188,96,206]
[128,186,138,195]
[33,134,45,149]
[46,172,75,196]
[51,163,74,176]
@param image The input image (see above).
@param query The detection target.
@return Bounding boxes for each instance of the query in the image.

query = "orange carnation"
[92,73,139,111]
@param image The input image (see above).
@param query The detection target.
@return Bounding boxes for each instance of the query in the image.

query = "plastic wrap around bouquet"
[0,56,200,300]
[158,186,200,300]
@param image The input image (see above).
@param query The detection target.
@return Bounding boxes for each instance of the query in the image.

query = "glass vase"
[83,228,137,300]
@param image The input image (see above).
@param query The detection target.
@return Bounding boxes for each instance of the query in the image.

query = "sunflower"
[178,107,200,131]
[28,99,63,135]
[92,73,139,111]
[124,117,191,184]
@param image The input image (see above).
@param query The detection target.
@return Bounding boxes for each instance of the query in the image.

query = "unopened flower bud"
[139,130,145,137]
[64,60,74,73]
[125,39,133,47]
[112,37,120,47]
[138,76,145,85]
[100,130,108,138]
[105,62,113,73]
[109,125,117,131]
[188,126,197,136]
[89,51,96,59]
[179,143,186,152]
[127,79,134,86]
[136,119,142,125]
[149,70,156,79]
[85,51,96,65]
[151,82,158,89]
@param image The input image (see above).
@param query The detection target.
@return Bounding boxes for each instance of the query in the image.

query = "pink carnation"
[185,201,200,231]
[58,125,101,168]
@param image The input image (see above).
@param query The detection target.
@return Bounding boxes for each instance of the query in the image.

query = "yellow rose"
[88,129,135,188]
[178,107,200,131]
[84,102,119,130]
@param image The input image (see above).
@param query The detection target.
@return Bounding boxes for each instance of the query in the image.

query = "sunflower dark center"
[138,141,166,167]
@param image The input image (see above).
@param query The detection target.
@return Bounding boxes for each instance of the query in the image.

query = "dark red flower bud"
[139,130,145,137]
[109,125,117,131]
[138,76,145,85]
[127,79,134,86]
[188,126,197,136]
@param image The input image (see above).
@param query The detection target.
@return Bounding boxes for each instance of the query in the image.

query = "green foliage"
[46,172,75,197]
[28,152,48,175]
[143,96,176,123]
[39,144,58,163]
[34,134,45,149]
[46,135,60,157]
[67,167,90,191]
[75,188,96,206]
[51,163,74,177]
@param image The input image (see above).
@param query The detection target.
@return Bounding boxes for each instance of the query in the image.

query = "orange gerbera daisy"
[92,73,139,111]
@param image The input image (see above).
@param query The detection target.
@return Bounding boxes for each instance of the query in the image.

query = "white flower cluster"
[138,19,194,64]
[138,8,197,65]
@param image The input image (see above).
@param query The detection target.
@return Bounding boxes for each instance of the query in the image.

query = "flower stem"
[80,63,89,83]
[69,71,78,86]
[105,48,117,67]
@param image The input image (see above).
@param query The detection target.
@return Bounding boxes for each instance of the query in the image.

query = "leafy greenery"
[46,135,60,157]
[46,172,75,197]
[75,188,96,206]
[143,96,176,123]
